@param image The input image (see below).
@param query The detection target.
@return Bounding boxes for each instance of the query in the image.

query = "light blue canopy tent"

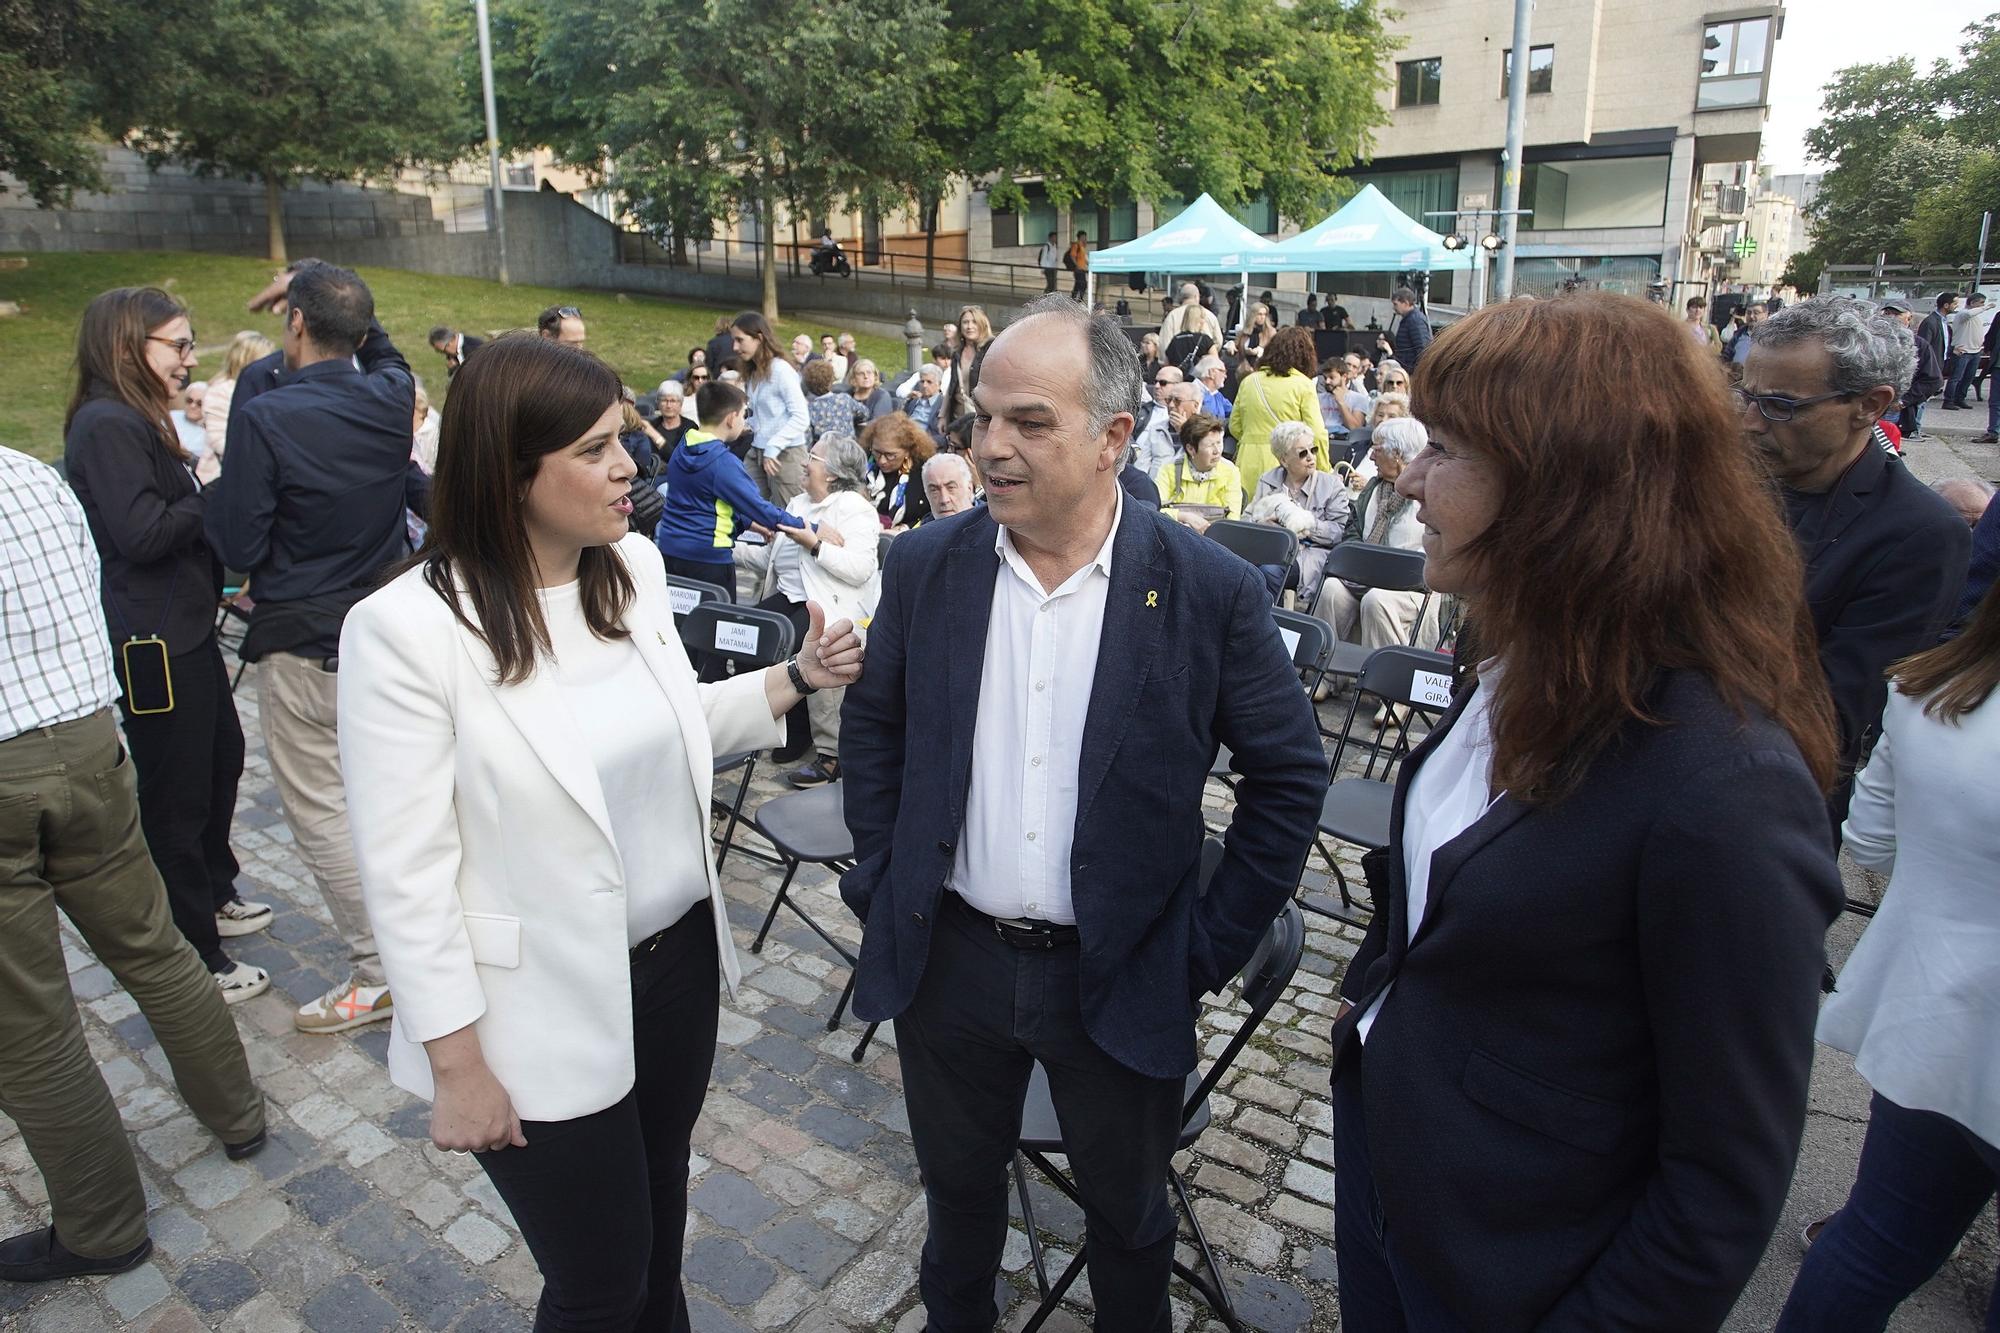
[1265,184,1473,273]
[1085,193,1285,313]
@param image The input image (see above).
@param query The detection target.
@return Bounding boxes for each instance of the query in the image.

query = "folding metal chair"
[1013,842,1304,1333]
[1306,645,1455,928]
[1314,542,1432,687]
[747,782,880,1061]
[214,572,254,693]
[1206,519,1298,603]
[1206,610,1332,819]
[664,573,723,625]
[678,602,795,868]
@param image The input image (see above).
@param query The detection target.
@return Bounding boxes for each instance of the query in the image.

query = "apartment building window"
[503,162,536,189]
[1398,58,1443,107]
[1520,156,1669,229]
[1698,16,1773,109]
[1502,45,1554,97]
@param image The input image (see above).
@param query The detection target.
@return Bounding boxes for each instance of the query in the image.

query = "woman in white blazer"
[336,335,863,1332]
[742,432,880,788]
[1776,577,2000,1331]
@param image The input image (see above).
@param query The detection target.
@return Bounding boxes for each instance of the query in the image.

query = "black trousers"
[476,903,720,1333]
[895,894,1184,1333]
[660,554,737,604]
[1042,268,1058,294]
[114,637,244,971]
[1070,269,1088,299]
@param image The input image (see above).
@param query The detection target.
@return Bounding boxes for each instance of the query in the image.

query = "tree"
[1779,245,1826,296]
[1907,149,2000,265]
[124,0,468,260]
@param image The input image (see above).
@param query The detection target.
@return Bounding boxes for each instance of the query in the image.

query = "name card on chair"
[670,586,700,617]
[1279,627,1302,661]
[1413,669,1453,708]
[714,622,761,655]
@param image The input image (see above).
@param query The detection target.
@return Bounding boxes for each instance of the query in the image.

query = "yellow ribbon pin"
[1145,590,1159,608]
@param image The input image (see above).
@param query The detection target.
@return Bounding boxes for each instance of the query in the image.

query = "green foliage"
[1907,150,2000,265]
[1779,245,1826,295]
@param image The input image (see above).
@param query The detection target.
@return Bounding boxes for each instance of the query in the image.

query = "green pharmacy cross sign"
[1733,236,1759,259]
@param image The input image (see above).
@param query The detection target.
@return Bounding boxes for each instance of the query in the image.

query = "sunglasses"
[554,306,582,318]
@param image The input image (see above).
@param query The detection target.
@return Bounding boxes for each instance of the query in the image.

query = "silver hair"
[816,434,870,492]
[1370,391,1411,424]
[658,379,684,399]
[1753,296,1917,396]
[1193,355,1227,377]
[922,452,974,485]
[1370,415,1428,461]
[918,364,942,383]
[1012,293,1142,432]
[1375,358,1408,381]
[1269,420,1315,458]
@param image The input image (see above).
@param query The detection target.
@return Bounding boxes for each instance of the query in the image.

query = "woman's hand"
[799,601,864,689]
[426,1041,526,1154]
[774,523,819,551]
[1184,512,1213,535]
[817,524,846,548]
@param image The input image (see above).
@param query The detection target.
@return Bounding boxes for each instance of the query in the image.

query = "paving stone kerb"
[2,504,1993,1332]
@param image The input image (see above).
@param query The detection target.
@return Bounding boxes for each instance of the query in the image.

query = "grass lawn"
[0,250,908,462]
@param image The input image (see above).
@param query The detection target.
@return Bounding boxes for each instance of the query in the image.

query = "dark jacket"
[1905,333,1945,409]
[1787,444,1970,830]
[839,501,1326,1079]
[1118,461,1162,508]
[63,390,224,655]
[705,331,737,375]
[1953,487,2000,634]
[654,430,794,564]
[1915,309,1949,370]
[1392,305,1433,368]
[1330,670,1842,1331]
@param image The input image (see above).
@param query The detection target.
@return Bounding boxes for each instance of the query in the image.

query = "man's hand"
[763,455,780,477]
[247,268,297,314]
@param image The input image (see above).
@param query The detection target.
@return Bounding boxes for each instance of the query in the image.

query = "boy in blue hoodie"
[657,381,798,601]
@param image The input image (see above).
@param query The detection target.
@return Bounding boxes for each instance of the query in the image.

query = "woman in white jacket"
[743,432,880,789]
[1776,576,2000,1331]
[336,335,863,1332]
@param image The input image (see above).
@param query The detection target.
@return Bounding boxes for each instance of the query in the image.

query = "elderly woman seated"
[1155,412,1243,535]
[739,432,882,787]
[1343,392,1412,489]
[1248,419,1352,595]
[863,413,937,529]
[1311,416,1439,668]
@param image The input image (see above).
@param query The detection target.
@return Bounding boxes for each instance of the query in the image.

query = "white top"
[746,358,811,458]
[950,491,1123,924]
[1819,686,2000,1149]
[1038,241,1061,269]
[1358,665,1502,1042]
[1132,406,1180,479]
[0,447,118,741]
[536,579,710,946]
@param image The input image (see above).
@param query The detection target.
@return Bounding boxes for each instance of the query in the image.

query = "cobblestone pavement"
[5,429,1995,1331]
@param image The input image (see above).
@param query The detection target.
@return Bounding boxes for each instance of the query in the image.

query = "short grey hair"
[658,379,684,399]
[922,452,974,486]
[1753,296,1917,396]
[918,364,942,384]
[1370,415,1428,461]
[1269,420,1315,459]
[1375,358,1408,381]
[1371,391,1411,424]
[815,434,869,492]
[1011,293,1142,432]
[1193,355,1227,378]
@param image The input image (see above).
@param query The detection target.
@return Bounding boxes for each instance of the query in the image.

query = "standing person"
[538,305,587,347]
[1775,575,2000,1331]
[1234,302,1277,365]
[1742,297,1971,837]
[427,325,483,379]
[944,305,993,427]
[203,261,414,1035]
[1229,325,1330,484]
[197,330,275,480]
[337,335,864,1331]
[1685,296,1714,349]
[839,293,1326,1333]
[0,445,265,1285]
[729,312,812,508]
[61,288,271,1002]
[1159,283,1223,368]
[1328,292,1843,1330]
[744,434,881,788]
[1037,231,1061,294]
[1880,303,1945,439]
[704,318,737,379]
[1065,229,1090,299]
[1943,291,1987,410]
[655,381,797,601]
[1389,285,1432,369]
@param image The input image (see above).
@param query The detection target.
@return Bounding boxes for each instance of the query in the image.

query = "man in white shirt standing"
[1036,231,1061,294]
[1944,291,1990,411]
[0,448,266,1284]
[840,294,1325,1333]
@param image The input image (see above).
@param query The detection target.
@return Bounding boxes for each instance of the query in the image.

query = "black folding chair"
[664,573,723,625]
[746,782,881,1060]
[678,602,796,868]
[1314,541,1432,687]
[1206,520,1297,603]
[876,531,895,568]
[213,571,254,693]
[1306,645,1455,928]
[1013,843,1303,1333]
[1206,610,1332,818]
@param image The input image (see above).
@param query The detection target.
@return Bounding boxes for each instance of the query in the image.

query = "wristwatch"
[785,655,819,695]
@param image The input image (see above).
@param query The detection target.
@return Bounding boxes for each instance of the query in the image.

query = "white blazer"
[337,532,784,1121]
[1822,685,2000,1148]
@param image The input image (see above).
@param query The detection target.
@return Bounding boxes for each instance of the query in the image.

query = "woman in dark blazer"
[1327,293,1843,1331]
[63,288,271,1003]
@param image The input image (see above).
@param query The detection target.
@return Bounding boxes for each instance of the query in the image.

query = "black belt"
[947,893,1079,950]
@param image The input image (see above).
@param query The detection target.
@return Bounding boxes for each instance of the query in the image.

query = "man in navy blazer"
[841,295,1324,1333]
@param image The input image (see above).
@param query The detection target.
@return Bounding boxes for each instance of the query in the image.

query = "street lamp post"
[473,0,510,286]
[1495,0,1534,300]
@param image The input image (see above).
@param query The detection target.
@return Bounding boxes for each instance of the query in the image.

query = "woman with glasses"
[1372,357,1411,406]
[729,312,812,507]
[1155,413,1242,535]
[1229,325,1331,486]
[62,288,272,1002]
[1250,419,1351,597]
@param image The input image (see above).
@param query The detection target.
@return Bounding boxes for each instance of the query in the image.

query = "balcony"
[1700,183,1749,230]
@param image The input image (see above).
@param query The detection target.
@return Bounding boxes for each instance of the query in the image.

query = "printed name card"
[1279,627,1302,660]
[1412,669,1453,708]
[714,621,761,655]
[670,587,700,616]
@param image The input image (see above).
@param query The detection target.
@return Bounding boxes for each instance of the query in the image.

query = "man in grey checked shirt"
[0,446,264,1285]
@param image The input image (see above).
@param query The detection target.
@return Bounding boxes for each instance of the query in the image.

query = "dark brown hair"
[419,334,633,685]
[729,311,783,380]
[1415,293,1836,800]
[66,287,189,463]
[1259,326,1318,380]
[1892,578,2000,722]
[1178,412,1225,451]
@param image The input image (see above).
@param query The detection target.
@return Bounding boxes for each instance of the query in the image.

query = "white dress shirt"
[1358,664,1503,1042]
[949,491,1124,924]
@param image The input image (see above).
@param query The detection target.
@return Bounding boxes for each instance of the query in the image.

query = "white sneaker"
[214,961,271,1005]
[214,897,274,938]
[294,980,393,1034]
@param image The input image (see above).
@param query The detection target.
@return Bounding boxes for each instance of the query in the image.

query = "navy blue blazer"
[839,499,1326,1079]
[1329,670,1842,1331]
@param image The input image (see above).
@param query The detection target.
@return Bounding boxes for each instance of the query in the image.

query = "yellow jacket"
[1228,369,1330,482]
[1154,457,1244,517]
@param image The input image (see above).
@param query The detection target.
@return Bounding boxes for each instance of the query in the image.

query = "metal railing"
[613,229,1071,301]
